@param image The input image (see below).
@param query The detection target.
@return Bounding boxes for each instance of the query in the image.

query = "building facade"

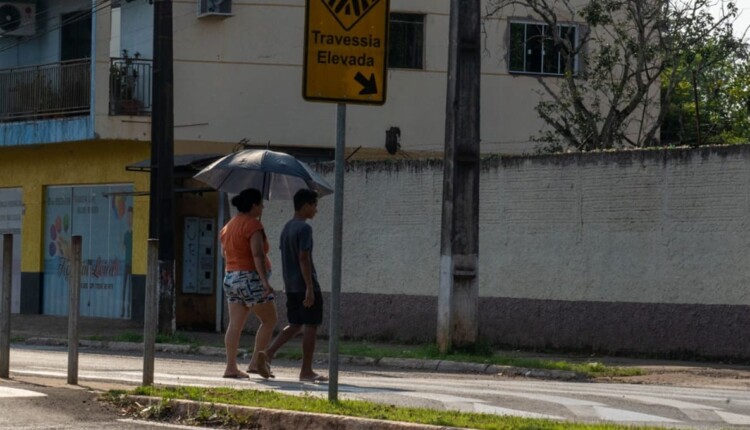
[0,0,652,329]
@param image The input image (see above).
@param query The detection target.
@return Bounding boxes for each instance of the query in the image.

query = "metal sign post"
[302,0,389,402]
[328,103,346,401]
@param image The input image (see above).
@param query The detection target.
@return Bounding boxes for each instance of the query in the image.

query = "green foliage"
[661,37,750,145]
[155,331,199,346]
[450,339,496,357]
[108,331,199,347]
[112,332,143,343]
[110,50,139,101]
[138,401,173,420]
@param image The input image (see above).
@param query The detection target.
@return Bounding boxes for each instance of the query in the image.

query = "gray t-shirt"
[279,218,320,293]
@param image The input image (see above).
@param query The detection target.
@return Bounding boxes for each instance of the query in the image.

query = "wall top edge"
[493,143,750,169]
[313,143,750,173]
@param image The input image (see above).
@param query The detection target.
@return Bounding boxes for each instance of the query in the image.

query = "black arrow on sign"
[355,72,378,95]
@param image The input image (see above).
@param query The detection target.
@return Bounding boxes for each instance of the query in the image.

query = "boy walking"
[263,189,328,382]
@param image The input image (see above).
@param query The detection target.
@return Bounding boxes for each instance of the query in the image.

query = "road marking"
[592,406,679,423]
[399,392,486,404]
[473,403,563,420]
[681,409,723,422]
[395,390,564,420]
[714,410,750,425]
[0,386,46,398]
[367,380,690,424]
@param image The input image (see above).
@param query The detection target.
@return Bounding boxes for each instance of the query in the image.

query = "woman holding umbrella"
[220,188,276,379]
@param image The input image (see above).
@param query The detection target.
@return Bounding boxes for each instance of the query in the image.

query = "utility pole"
[438,0,481,353]
[149,0,176,335]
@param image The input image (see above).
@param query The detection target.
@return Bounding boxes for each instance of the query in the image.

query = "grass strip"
[125,386,662,430]
[87,331,200,347]
[335,343,642,378]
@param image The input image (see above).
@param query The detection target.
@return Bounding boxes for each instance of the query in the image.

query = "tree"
[486,0,740,152]
[661,35,750,145]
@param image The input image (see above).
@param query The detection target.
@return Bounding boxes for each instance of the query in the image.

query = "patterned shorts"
[223,270,275,306]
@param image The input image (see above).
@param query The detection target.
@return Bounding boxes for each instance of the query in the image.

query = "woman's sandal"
[299,374,328,383]
[248,351,274,379]
[222,370,250,379]
[247,366,275,378]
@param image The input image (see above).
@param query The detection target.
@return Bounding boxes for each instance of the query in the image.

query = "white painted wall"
[110,6,121,58]
[118,0,152,59]
[260,146,750,306]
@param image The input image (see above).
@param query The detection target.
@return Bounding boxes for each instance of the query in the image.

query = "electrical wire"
[1,1,203,60]
[0,0,113,55]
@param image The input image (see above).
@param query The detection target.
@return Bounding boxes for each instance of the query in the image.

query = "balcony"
[109,56,152,116]
[0,59,91,123]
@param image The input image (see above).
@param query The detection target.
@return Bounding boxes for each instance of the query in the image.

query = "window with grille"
[388,13,424,69]
[509,21,578,76]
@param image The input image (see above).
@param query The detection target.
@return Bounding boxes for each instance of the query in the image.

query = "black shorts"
[285,291,323,326]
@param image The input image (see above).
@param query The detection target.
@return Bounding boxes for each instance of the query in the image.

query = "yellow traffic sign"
[303,0,389,105]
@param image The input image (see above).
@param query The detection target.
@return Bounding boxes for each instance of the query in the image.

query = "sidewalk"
[9,314,750,388]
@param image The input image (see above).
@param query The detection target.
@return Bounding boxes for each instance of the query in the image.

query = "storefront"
[0,140,150,320]
[42,185,134,318]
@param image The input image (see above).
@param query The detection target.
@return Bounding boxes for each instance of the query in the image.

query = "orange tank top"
[220,213,271,272]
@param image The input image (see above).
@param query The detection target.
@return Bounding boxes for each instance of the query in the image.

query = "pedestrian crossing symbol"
[322,0,381,31]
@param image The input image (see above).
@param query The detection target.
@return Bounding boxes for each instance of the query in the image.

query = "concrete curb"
[127,395,465,430]
[21,337,586,381]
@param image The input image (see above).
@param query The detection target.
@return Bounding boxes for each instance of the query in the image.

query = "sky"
[709,0,750,41]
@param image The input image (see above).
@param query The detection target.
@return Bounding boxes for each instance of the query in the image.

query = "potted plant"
[110,50,140,115]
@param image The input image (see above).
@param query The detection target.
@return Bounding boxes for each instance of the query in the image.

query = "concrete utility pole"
[438,0,481,353]
[149,0,176,335]
[67,236,82,385]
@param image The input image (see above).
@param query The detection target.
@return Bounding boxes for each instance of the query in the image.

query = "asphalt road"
[6,345,750,429]
[0,378,218,429]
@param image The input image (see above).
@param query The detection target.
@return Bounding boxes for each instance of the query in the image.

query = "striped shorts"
[223,270,274,306]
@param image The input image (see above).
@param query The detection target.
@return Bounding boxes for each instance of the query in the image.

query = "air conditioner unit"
[197,0,232,18]
[0,1,35,37]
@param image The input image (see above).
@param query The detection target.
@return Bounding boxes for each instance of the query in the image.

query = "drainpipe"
[89,0,97,138]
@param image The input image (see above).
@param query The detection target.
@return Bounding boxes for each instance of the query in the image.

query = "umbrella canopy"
[193,149,334,199]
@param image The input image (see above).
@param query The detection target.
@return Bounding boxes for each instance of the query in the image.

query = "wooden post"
[438,0,481,353]
[0,234,12,379]
[67,235,82,385]
[143,239,159,385]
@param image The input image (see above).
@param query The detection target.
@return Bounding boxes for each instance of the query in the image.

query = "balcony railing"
[0,59,91,123]
[109,57,152,116]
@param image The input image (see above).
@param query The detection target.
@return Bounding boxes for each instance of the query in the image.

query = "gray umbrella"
[193,149,334,199]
